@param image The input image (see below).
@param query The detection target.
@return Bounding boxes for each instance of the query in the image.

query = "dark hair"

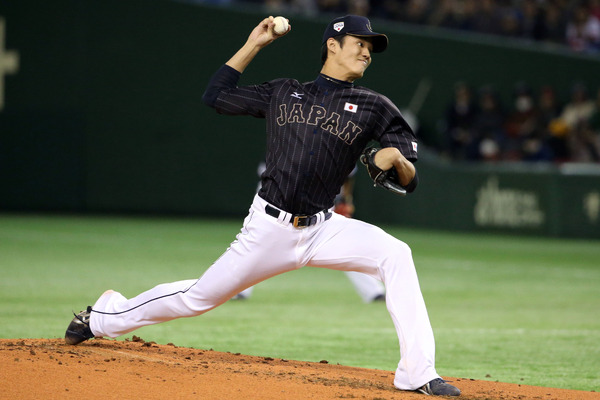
[320,35,346,65]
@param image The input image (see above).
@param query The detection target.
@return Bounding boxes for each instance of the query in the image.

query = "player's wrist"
[226,43,262,73]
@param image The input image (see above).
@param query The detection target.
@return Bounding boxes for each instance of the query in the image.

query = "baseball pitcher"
[65,15,459,397]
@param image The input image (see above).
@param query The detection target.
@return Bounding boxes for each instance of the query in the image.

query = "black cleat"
[372,294,386,302]
[65,306,94,345]
[417,378,461,396]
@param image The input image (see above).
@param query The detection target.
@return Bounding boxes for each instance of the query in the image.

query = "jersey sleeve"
[202,64,280,118]
[215,78,298,120]
[372,95,418,162]
[213,83,273,118]
[202,64,241,108]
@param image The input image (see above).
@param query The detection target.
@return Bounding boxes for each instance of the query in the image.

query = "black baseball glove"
[359,147,407,196]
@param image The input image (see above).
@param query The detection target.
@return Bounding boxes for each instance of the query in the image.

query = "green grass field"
[1,214,598,391]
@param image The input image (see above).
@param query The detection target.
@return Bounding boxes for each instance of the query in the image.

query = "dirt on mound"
[1,338,597,400]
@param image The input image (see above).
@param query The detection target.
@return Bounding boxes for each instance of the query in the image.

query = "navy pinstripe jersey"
[211,70,418,215]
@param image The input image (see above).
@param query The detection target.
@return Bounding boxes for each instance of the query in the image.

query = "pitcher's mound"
[1,338,597,400]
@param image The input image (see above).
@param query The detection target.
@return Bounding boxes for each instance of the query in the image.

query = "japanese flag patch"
[344,102,358,113]
[412,141,418,152]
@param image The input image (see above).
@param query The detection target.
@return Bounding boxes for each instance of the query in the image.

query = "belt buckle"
[292,215,309,229]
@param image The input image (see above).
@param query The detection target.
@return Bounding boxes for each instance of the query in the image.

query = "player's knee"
[394,240,412,258]
[376,240,411,264]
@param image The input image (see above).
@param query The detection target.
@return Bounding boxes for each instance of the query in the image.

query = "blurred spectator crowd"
[439,81,600,163]
[197,0,600,55]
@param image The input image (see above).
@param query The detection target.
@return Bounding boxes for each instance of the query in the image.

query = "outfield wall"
[355,152,600,238]
[0,0,599,238]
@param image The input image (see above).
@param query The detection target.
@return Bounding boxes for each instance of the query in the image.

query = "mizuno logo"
[291,92,304,99]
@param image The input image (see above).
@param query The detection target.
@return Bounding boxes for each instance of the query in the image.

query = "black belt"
[265,204,332,228]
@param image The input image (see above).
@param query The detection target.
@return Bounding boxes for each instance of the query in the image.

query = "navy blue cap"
[322,15,388,53]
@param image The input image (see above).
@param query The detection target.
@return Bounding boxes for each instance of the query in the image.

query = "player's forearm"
[374,147,416,187]
[225,41,264,73]
[394,157,416,188]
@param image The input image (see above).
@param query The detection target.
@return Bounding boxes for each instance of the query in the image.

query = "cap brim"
[347,33,388,53]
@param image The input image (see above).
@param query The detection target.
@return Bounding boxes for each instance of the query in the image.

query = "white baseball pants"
[89,194,440,390]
